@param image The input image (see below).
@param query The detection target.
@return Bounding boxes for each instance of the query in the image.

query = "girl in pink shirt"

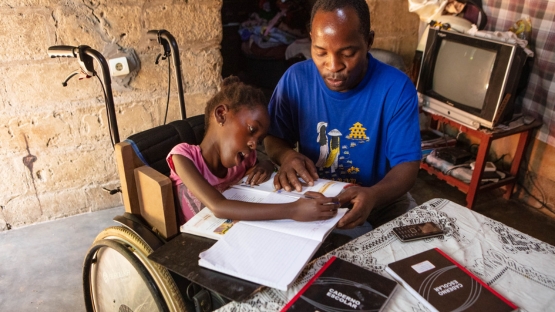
[167,76,339,224]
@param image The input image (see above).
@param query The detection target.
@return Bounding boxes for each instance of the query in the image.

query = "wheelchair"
[49,31,227,312]
[83,115,226,312]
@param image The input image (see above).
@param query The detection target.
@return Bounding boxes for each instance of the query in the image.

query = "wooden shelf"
[420,161,517,193]
[421,112,541,209]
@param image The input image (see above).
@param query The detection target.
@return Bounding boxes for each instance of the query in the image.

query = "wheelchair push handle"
[48,45,78,58]
[147,30,159,41]
[147,29,186,120]
[47,44,120,144]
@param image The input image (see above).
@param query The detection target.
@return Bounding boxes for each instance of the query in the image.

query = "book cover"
[180,207,237,240]
[282,256,397,311]
[385,248,518,312]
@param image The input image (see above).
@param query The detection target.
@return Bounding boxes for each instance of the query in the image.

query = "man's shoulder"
[275,59,319,95]
[368,57,416,96]
[371,57,410,81]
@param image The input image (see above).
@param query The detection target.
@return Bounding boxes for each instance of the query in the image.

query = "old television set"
[417,27,530,129]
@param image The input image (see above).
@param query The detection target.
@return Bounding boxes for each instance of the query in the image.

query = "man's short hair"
[310,0,371,43]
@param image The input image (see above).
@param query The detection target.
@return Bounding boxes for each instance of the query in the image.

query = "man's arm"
[336,160,420,228]
[264,135,319,192]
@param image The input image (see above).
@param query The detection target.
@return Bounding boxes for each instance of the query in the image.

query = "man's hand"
[335,161,420,229]
[273,149,319,192]
[336,186,377,229]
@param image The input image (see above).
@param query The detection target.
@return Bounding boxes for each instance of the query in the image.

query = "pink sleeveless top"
[167,143,256,224]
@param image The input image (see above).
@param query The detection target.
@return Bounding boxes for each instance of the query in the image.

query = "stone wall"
[0,0,421,231]
[0,0,223,230]
[523,140,555,218]
[12,0,554,230]
[366,0,420,69]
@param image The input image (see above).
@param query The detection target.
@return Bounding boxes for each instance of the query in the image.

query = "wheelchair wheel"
[83,226,187,312]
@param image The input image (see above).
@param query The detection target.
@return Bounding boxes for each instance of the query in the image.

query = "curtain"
[482,0,555,145]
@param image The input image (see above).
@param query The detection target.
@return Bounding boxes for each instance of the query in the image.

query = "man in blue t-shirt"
[264,0,421,232]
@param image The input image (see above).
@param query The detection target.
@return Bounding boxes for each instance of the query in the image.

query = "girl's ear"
[214,104,229,126]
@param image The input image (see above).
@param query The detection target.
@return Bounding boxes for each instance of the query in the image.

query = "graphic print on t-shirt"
[315,122,329,167]
[315,121,370,185]
[323,129,342,172]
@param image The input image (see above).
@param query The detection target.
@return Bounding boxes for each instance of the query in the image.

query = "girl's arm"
[172,154,339,221]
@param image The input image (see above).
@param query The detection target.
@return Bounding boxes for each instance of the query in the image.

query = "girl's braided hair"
[204,76,267,128]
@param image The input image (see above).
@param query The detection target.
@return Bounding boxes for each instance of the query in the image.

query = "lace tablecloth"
[218,198,555,312]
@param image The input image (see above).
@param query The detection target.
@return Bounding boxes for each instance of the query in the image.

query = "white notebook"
[198,208,347,291]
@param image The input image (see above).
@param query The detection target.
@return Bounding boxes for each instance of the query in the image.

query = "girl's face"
[220,105,270,168]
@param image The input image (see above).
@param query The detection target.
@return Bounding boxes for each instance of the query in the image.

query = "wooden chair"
[114,115,205,240]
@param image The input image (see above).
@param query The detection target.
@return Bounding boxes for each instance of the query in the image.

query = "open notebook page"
[198,222,321,291]
[240,208,347,241]
[235,172,351,197]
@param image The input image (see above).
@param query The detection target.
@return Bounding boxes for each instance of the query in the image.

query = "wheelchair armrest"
[134,166,178,240]
[115,141,146,215]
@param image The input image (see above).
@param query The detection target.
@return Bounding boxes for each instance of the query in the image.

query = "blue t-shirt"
[268,54,421,187]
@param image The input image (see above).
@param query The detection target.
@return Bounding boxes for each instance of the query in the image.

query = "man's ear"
[214,104,229,125]
[367,30,375,50]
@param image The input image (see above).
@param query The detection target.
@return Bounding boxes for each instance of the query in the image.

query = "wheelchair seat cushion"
[125,115,205,176]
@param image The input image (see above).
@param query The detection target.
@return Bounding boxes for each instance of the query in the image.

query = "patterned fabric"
[218,199,555,311]
[482,0,555,145]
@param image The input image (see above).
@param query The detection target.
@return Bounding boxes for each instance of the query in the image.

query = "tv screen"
[417,28,530,129]
[433,40,496,110]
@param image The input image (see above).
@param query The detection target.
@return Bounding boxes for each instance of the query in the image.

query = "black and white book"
[282,256,397,311]
[385,248,518,312]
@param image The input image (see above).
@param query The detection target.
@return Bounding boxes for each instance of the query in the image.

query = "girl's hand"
[245,160,275,186]
[290,191,340,221]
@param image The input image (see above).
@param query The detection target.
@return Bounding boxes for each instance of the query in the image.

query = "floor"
[1,170,555,312]
[0,206,125,312]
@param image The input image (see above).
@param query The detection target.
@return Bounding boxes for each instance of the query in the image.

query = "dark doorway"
[220,0,311,95]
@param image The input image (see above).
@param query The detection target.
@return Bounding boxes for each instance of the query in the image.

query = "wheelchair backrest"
[125,115,205,175]
[114,115,205,239]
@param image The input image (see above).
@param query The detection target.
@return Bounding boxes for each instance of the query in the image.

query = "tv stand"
[420,112,542,209]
